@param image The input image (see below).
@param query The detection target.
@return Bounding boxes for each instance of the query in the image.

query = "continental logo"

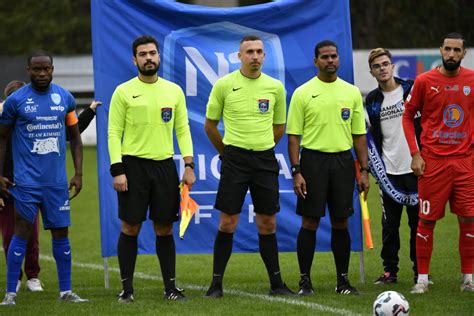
[27,122,62,132]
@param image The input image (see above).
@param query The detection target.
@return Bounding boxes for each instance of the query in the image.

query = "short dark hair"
[4,80,26,98]
[240,35,262,44]
[441,32,466,49]
[27,49,53,66]
[132,35,159,57]
[314,40,338,58]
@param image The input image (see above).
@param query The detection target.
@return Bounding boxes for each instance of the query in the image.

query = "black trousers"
[379,173,418,274]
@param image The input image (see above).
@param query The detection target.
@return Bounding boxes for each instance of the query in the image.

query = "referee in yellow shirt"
[204,35,294,298]
[108,35,195,302]
[287,40,369,296]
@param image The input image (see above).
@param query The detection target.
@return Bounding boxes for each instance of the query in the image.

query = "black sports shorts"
[296,148,355,218]
[118,155,179,224]
[215,145,280,215]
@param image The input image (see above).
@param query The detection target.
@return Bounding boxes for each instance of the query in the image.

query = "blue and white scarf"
[366,130,418,206]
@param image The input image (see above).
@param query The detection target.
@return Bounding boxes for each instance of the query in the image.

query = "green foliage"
[350,0,474,48]
[0,1,473,55]
[0,0,91,55]
[0,147,472,315]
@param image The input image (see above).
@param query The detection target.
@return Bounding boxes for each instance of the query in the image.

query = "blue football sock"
[52,237,72,292]
[6,235,27,293]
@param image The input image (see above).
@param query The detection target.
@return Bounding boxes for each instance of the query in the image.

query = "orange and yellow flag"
[179,183,199,239]
[354,160,374,249]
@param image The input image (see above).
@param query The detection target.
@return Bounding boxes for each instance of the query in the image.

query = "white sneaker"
[410,282,429,294]
[460,280,474,292]
[59,291,88,303]
[0,293,16,305]
[26,278,44,292]
[16,280,21,293]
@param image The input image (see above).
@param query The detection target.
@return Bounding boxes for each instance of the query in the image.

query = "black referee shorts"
[215,145,280,215]
[118,155,180,224]
[296,148,355,219]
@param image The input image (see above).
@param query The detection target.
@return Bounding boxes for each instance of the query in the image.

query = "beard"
[442,57,461,71]
[138,61,159,76]
[324,64,338,74]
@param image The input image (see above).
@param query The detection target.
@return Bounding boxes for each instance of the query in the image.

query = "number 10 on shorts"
[419,198,431,215]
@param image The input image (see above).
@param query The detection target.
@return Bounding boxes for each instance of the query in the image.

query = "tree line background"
[0,0,472,55]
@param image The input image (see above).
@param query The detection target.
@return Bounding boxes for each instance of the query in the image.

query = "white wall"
[354,48,474,94]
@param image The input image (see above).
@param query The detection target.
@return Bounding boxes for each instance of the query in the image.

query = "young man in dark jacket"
[365,48,421,284]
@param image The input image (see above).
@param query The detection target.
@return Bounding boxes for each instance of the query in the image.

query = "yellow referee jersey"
[108,77,193,164]
[206,70,286,151]
[286,77,365,152]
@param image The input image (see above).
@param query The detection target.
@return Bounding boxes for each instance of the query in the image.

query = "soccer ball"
[373,291,410,316]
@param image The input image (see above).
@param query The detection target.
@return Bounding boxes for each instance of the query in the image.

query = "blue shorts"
[11,185,71,229]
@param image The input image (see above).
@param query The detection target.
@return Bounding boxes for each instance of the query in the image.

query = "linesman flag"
[355,160,374,249]
[179,183,199,239]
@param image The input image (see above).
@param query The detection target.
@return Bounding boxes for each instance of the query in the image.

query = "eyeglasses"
[371,61,391,70]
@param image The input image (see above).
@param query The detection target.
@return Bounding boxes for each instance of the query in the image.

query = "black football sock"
[117,232,138,293]
[297,227,316,278]
[156,235,176,291]
[331,227,351,285]
[211,230,234,286]
[258,233,283,288]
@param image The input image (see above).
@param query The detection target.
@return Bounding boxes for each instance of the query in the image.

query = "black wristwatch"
[291,164,301,176]
[359,166,369,173]
[184,162,195,170]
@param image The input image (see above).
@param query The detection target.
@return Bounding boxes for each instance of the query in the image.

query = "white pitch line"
[37,254,361,316]
[189,190,294,195]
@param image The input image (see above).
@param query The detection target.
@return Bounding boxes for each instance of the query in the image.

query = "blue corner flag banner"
[91,0,362,257]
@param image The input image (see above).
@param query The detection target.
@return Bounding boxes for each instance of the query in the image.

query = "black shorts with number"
[215,145,280,215]
[118,155,179,224]
[296,148,355,218]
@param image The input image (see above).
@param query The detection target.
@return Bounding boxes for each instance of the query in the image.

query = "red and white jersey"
[403,66,474,157]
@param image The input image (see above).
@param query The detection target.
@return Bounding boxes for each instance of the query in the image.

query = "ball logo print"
[443,104,464,128]
[373,291,410,316]
[31,137,60,155]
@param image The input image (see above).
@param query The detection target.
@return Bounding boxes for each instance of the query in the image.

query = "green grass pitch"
[0,146,471,315]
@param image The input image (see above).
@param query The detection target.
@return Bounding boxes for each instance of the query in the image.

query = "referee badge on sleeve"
[161,107,172,122]
[341,108,350,120]
[258,99,270,113]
